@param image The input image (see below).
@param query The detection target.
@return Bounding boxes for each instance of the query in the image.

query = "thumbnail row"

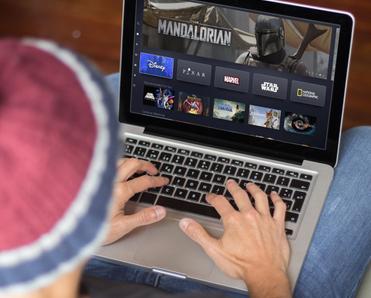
[143,84,316,136]
[139,52,327,107]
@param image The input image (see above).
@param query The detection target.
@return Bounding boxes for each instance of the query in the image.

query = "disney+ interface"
[130,0,341,149]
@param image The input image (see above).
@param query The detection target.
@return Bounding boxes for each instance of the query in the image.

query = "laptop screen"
[129,0,341,150]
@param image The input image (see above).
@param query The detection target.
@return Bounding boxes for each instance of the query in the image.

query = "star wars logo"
[261,82,279,93]
[224,75,240,86]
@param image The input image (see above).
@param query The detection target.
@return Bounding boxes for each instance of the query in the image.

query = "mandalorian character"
[236,15,326,76]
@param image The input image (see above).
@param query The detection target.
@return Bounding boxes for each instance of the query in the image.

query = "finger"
[122,205,167,233]
[116,158,158,182]
[226,180,252,212]
[125,175,169,198]
[207,195,235,218]
[246,183,270,215]
[271,192,286,226]
[179,218,219,255]
[116,158,127,168]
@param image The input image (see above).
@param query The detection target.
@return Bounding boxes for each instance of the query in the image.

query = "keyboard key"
[197,160,211,170]
[134,147,147,157]
[210,163,224,173]
[300,174,313,181]
[186,169,200,179]
[159,152,172,162]
[237,168,250,178]
[125,145,134,155]
[279,188,293,199]
[148,187,161,193]
[255,183,266,191]
[245,162,257,169]
[286,171,299,178]
[213,174,226,184]
[172,155,185,164]
[160,164,174,174]
[157,196,220,219]
[165,146,176,153]
[178,149,190,155]
[212,185,225,195]
[200,171,213,181]
[293,199,304,212]
[161,186,175,196]
[152,161,161,170]
[218,157,230,164]
[174,188,188,199]
[266,185,280,195]
[129,193,141,202]
[152,143,164,150]
[187,191,201,202]
[285,229,293,236]
[126,138,137,144]
[191,151,203,158]
[204,154,217,161]
[174,166,187,176]
[290,179,310,191]
[277,176,290,187]
[139,140,150,147]
[185,179,199,190]
[232,159,244,167]
[272,168,285,175]
[140,192,157,204]
[199,182,212,193]
[293,191,307,200]
[185,157,198,167]
[285,212,299,223]
[173,177,186,187]
[239,180,249,189]
[258,165,271,172]
[282,199,293,210]
[263,174,277,184]
[223,166,237,176]
[146,149,160,159]
[250,171,263,181]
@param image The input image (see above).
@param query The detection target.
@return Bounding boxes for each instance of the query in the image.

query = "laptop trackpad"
[133,216,217,278]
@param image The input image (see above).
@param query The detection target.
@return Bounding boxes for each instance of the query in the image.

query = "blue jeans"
[85,75,371,297]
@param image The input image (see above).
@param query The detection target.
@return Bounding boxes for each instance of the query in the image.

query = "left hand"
[103,158,169,245]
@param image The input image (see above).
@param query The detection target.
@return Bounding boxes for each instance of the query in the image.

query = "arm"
[180,181,292,298]
[104,158,169,245]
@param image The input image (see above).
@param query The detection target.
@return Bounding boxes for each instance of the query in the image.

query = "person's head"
[255,15,285,58]
[0,39,118,296]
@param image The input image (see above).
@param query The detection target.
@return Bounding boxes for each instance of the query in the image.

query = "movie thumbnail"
[139,52,174,79]
[178,92,209,116]
[213,99,246,123]
[284,112,316,135]
[143,84,175,110]
[248,105,281,130]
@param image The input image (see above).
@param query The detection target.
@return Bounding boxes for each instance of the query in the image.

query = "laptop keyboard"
[124,137,314,238]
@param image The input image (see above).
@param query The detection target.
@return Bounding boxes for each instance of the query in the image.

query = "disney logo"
[147,60,166,72]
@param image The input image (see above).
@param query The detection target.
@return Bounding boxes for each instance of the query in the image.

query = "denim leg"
[84,258,159,287]
[294,127,371,298]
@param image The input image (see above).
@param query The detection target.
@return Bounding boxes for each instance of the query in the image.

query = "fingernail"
[179,218,191,231]
[247,182,254,187]
[226,179,234,185]
[271,191,277,196]
[154,206,166,219]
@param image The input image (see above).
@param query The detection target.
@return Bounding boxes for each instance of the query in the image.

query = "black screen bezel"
[119,0,354,167]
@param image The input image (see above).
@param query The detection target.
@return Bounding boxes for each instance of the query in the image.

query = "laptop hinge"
[144,125,303,166]
[152,268,187,279]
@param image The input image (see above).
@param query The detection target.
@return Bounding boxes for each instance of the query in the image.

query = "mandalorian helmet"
[255,15,285,57]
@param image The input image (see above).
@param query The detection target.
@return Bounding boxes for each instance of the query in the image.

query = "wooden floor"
[0,0,370,130]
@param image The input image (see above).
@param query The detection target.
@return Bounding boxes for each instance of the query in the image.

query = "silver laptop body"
[97,0,354,293]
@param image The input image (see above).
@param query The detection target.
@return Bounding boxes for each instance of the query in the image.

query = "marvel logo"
[224,75,240,85]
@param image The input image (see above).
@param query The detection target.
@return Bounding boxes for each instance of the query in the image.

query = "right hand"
[179,181,291,298]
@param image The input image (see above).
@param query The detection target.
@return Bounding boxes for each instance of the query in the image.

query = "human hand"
[103,158,169,245]
[179,181,291,298]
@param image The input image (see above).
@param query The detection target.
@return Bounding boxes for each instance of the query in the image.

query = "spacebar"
[157,196,220,219]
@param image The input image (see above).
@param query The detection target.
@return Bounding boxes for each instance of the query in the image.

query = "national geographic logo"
[297,88,319,100]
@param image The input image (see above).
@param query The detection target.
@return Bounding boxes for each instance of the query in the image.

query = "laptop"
[97,0,354,293]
